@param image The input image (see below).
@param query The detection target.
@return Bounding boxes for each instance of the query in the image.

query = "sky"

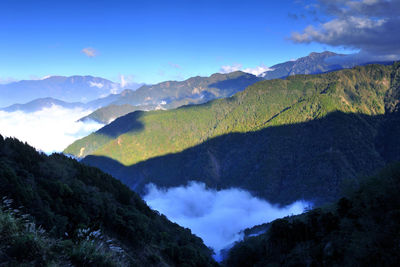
[0,0,375,85]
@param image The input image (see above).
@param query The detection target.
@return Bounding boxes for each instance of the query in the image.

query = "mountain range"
[80,51,359,124]
[74,51,395,124]
[65,62,400,206]
[80,71,262,123]
[2,51,376,122]
[0,75,144,108]
[0,97,86,112]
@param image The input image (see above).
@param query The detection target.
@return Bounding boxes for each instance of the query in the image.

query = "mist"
[144,181,311,260]
[0,105,104,153]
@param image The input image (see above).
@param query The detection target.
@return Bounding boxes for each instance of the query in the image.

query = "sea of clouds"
[0,105,104,153]
[144,181,311,261]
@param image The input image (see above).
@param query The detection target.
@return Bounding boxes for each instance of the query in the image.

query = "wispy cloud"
[40,75,52,80]
[220,63,272,76]
[243,64,273,76]
[168,62,181,69]
[144,181,310,260]
[88,81,104,88]
[219,63,242,73]
[81,47,97,57]
[119,74,136,88]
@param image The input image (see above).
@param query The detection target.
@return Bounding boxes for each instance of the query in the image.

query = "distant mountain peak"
[308,51,338,57]
[259,51,345,79]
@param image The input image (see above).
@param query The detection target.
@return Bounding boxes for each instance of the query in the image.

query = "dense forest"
[0,135,216,266]
[225,162,400,266]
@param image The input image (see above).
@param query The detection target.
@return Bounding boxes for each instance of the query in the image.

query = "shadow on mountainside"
[82,110,400,206]
[96,110,145,138]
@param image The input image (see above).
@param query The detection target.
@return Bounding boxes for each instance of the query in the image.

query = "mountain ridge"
[79,71,262,123]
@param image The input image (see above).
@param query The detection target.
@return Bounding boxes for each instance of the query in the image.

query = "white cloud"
[291,0,400,57]
[81,47,97,57]
[89,81,104,88]
[119,74,139,89]
[144,181,310,260]
[120,75,128,88]
[0,105,104,154]
[242,64,273,76]
[110,86,119,94]
[40,75,52,80]
[220,63,273,76]
[219,63,243,73]
[168,62,182,69]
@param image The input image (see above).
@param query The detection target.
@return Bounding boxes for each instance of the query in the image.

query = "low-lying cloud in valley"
[0,105,104,153]
[144,181,310,260]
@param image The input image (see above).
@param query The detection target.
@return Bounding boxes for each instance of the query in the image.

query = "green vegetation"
[66,64,394,164]
[65,63,400,205]
[224,162,400,266]
[0,135,216,266]
[0,198,128,266]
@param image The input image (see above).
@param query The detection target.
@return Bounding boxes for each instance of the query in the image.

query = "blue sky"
[0,0,370,84]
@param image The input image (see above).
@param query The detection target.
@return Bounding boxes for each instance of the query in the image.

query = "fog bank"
[0,105,104,153]
[144,181,311,260]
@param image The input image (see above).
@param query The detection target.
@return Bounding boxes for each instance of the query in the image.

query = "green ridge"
[65,64,393,164]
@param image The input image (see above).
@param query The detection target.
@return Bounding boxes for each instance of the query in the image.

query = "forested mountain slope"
[66,63,400,205]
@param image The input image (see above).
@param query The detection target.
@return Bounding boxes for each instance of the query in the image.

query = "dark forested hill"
[0,135,216,266]
[66,63,400,205]
[224,162,400,266]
